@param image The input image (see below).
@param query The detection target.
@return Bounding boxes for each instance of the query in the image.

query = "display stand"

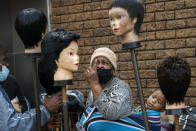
[122,42,150,131]
[25,53,41,131]
[54,80,72,131]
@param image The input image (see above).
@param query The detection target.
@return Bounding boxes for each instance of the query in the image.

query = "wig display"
[15,8,47,49]
[157,56,191,105]
[38,29,80,95]
[109,0,144,35]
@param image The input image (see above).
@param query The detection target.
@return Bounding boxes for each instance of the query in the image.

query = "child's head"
[147,89,166,111]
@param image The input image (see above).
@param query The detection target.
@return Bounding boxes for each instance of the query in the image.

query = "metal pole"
[62,86,69,131]
[175,115,180,131]
[32,58,41,131]
[130,49,150,131]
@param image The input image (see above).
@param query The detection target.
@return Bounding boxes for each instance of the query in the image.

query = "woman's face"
[109,7,136,36]
[56,40,79,72]
[92,56,112,70]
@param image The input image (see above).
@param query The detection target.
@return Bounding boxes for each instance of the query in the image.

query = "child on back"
[134,89,166,113]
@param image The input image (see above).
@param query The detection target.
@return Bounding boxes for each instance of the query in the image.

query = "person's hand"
[43,92,62,112]
[85,60,99,87]
[42,112,62,130]
[85,59,102,101]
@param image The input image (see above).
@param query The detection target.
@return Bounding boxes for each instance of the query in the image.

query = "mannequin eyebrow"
[68,48,77,51]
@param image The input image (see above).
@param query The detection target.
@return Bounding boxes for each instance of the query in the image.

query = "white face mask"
[0,64,9,82]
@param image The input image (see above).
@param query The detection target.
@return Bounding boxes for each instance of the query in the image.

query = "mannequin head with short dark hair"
[15,8,47,52]
[109,0,144,35]
[157,56,191,109]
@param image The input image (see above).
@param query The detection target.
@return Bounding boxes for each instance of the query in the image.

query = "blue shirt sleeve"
[0,89,51,131]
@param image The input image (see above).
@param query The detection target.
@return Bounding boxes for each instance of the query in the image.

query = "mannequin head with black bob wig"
[15,8,47,53]
[38,29,80,95]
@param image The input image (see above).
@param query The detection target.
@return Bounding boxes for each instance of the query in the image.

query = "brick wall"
[50,0,196,107]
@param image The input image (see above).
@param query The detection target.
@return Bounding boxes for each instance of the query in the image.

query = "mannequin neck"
[121,30,139,44]
[54,68,73,81]
[24,41,41,54]
[166,102,185,109]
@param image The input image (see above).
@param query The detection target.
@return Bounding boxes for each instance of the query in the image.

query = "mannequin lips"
[113,28,119,32]
[74,63,79,66]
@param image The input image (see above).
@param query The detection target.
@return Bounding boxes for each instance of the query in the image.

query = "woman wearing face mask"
[84,47,134,120]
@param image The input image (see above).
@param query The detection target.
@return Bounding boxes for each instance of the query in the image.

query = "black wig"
[15,8,47,49]
[157,56,191,105]
[38,29,80,95]
[109,0,144,35]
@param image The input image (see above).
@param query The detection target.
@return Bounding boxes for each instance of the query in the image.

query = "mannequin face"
[109,7,136,36]
[56,40,79,72]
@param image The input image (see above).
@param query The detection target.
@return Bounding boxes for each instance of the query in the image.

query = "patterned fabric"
[79,104,161,131]
[86,76,134,120]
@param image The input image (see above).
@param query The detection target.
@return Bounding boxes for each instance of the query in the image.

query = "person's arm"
[0,90,50,131]
[85,64,102,102]
[94,80,134,120]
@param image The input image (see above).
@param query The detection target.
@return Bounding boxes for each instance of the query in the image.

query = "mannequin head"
[157,56,191,109]
[109,0,144,43]
[109,0,144,35]
[15,8,47,52]
[38,29,80,95]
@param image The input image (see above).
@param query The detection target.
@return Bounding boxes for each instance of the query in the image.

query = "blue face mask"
[0,65,9,82]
